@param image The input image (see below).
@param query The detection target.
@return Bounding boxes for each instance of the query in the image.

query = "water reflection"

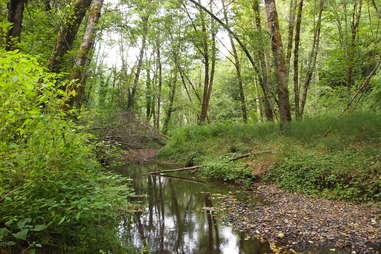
[119,166,271,254]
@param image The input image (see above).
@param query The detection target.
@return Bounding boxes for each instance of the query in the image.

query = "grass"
[158,112,381,204]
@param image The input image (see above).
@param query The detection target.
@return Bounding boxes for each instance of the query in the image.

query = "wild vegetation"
[0,50,132,253]
[160,112,381,204]
[0,0,380,252]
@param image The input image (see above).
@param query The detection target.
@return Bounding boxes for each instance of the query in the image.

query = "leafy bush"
[268,147,381,202]
[0,51,132,253]
[200,156,255,184]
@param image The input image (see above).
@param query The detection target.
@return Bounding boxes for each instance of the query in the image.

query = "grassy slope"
[159,112,381,204]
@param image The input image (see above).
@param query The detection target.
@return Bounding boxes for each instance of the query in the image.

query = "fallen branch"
[229,150,273,161]
[149,150,273,175]
[149,165,204,175]
[157,174,206,184]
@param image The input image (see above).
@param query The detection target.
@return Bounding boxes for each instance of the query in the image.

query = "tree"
[264,0,292,128]
[127,15,149,111]
[48,0,92,72]
[6,0,27,50]
[67,0,105,108]
[221,0,247,123]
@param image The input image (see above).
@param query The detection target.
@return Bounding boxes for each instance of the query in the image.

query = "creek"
[117,164,272,254]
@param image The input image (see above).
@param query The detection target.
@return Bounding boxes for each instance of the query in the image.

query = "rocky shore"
[213,184,381,254]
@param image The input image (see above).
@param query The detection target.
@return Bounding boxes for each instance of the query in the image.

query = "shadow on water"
[117,164,272,254]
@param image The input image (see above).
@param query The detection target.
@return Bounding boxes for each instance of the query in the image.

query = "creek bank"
[129,151,381,253]
[212,184,381,254]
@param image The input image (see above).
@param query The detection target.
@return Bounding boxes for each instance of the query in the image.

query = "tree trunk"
[146,65,153,121]
[198,3,216,125]
[207,14,217,123]
[286,0,297,74]
[127,16,149,111]
[300,0,325,116]
[252,0,274,121]
[48,0,92,72]
[67,0,104,108]
[6,0,26,51]
[222,0,247,123]
[155,41,162,130]
[264,0,292,130]
[162,72,178,135]
[346,0,363,90]
[293,0,303,120]
[43,0,51,11]
[189,0,274,121]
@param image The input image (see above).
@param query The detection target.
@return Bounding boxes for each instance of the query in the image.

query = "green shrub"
[0,51,132,253]
[199,155,255,184]
[268,147,381,202]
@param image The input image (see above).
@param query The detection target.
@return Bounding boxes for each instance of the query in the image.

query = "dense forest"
[0,0,380,253]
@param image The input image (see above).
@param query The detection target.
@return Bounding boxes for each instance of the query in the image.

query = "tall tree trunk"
[293,0,303,120]
[67,0,104,108]
[222,0,248,123]
[48,0,92,72]
[198,2,216,125]
[189,0,274,121]
[286,0,297,74]
[346,0,363,90]
[162,72,178,135]
[252,0,274,121]
[6,0,26,51]
[127,16,149,111]
[155,41,162,130]
[264,0,292,129]
[146,66,153,122]
[207,12,217,123]
[300,0,325,116]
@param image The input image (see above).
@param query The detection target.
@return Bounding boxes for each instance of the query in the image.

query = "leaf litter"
[212,184,381,254]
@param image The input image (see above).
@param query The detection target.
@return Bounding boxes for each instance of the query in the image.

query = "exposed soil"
[213,184,381,254]
[123,148,159,164]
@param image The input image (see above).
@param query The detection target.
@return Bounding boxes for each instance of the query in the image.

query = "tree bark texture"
[48,0,92,72]
[67,0,104,108]
[252,0,275,121]
[293,0,303,120]
[198,3,216,125]
[6,0,26,51]
[264,0,292,129]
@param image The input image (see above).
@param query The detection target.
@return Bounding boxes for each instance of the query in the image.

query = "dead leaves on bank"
[212,185,381,254]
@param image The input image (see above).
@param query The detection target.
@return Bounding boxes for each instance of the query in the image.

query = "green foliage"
[159,121,277,162]
[0,22,11,49]
[0,50,68,142]
[0,51,132,253]
[160,113,381,203]
[200,156,255,184]
[268,147,381,202]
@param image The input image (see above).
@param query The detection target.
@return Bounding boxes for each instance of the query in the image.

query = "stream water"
[117,164,272,254]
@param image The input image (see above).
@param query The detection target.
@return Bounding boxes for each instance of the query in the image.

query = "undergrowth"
[199,155,256,185]
[159,113,381,204]
[0,51,132,253]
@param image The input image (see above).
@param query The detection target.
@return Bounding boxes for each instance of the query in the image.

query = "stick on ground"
[149,165,204,175]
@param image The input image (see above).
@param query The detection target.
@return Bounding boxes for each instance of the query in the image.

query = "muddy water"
[118,165,272,254]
